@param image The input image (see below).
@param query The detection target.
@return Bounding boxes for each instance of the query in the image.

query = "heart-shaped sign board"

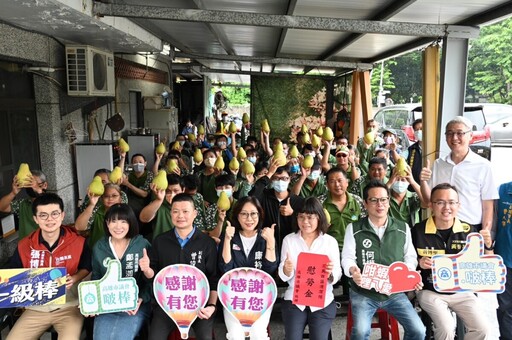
[153,264,210,339]
[218,268,277,337]
[360,261,421,295]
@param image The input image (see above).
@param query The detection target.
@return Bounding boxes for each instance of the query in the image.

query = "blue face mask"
[290,164,300,174]
[272,180,289,193]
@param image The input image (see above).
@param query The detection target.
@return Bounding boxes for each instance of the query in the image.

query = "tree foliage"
[214,85,251,105]
[467,17,512,104]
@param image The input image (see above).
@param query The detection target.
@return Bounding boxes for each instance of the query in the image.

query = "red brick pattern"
[115,57,168,84]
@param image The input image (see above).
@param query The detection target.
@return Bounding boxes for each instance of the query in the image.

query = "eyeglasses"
[239,212,259,220]
[367,197,390,205]
[297,214,318,222]
[37,210,61,221]
[445,130,471,139]
[433,200,459,207]
[272,176,290,181]
[103,194,120,200]
[336,153,348,158]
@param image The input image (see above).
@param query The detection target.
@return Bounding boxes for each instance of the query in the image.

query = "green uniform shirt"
[125,171,153,214]
[322,192,366,250]
[11,198,37,240]
[389,191,421,226]
[297,175,329,199]
[152,199,174,241]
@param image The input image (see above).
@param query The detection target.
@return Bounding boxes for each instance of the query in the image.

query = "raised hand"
[420,159,432,182]
[280,197,293,216]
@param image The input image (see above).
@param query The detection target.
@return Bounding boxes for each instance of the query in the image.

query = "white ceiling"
[1,0,511,84]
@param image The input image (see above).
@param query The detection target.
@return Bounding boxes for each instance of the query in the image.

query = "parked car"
[466,103,512,146]
[373,103,491,160]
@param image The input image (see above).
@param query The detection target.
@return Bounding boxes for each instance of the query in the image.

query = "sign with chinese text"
[218,268,277,337]
[361,262,421,295]
[293,252,329,308]
[78,259,138,315]
[153,264,210,339]
[0,267,66,308]
[432,233,506,293]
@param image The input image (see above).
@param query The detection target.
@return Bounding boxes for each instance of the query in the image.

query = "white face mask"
[414,130,423,142]
[272,180,289,193]
[391,181,409,194]
[216,188,232,198]
[204,157,216,167]
[308,170,321,181]
[305,152,316,158]
[384,136,394,145]
[248,156,257,164]
[132,163,145,172]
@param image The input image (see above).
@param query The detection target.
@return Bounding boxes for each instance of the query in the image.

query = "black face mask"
[26,188,45,198]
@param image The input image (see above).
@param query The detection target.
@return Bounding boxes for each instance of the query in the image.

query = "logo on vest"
[362,239,372,248]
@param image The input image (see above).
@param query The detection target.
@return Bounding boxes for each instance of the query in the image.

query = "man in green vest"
[341,180,425,339]
[0,170,47,239]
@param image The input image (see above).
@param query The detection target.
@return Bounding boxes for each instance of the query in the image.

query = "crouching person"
[411,183,491,339]
[7,193,91,340]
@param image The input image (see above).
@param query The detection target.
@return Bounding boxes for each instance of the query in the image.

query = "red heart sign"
[388,262,421,293]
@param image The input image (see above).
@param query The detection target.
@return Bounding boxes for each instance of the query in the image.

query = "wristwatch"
[484,240,495,251]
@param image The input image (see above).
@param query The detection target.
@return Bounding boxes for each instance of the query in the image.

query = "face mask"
[385,136,393,145]
[217,142,227,148]
[132,163,145,172]
[178,141,185,146]
[308,170,321,181]
[391,181,409,194]
[414,130,423,142]
[272,180,289,193]
[305,152,316,158]
[248,156,257,164]
[204,157,216,167]
[290,164,300,174]
[216,188,233,198]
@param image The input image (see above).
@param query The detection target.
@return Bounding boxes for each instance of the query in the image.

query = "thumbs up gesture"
[283,252,294,277]
[225,221,235,241]
[139,248,154,279]
[280,197,293,216]
[261,224,276,246]
[419,159,432,182]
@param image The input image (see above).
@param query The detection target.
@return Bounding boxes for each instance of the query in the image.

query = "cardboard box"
[143,96,163,110]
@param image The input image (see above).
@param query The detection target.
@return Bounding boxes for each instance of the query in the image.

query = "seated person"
[0,169,48,239]
[75,183,123,248]
[7,193,91,340]
[148,194,218,340]
[139,174,184,241]
[204,174,237,240]
[411,183,491,340]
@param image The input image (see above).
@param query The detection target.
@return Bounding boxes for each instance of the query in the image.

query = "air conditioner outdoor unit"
[66,45,115,97]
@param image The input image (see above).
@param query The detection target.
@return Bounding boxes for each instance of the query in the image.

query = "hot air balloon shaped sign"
[153,264,210,339]
[218,268,277,337]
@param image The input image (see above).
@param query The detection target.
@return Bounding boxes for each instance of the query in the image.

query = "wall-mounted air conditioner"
[66,45,115,97]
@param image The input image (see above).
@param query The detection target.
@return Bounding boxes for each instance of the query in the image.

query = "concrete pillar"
[438,37,470,157]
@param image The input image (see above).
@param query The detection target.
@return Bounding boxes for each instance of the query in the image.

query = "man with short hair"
[342,180,425,340]
[148,193,218,340]
[204,173,237,239]
[357,119,381,173]
[249,159,305,252]
[420,116,498,231]
[351,157,388,197]
[0,170,48,239]
[7,193,91,340]
[411,183,492,340]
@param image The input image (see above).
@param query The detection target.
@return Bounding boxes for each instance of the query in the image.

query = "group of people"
[1,114,510,340]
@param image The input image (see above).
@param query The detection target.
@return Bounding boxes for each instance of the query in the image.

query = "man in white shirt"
[420,116,498,231]
[342,180,425,339]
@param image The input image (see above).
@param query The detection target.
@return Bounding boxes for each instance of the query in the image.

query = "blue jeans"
[93,302,151,340]
[349,289,425,340]
[498,268,512,340]
[281,299,336,340]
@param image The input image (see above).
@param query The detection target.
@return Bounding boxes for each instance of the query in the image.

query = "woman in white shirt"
[278,197,342,339]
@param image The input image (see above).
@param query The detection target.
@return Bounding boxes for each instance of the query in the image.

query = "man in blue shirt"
[496,181,512,339]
